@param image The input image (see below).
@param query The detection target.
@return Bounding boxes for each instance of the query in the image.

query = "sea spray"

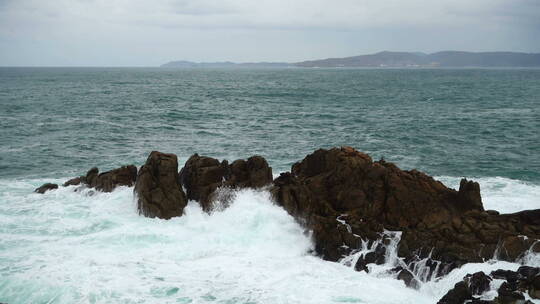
[0,181,426,304]
[1,178,540,303]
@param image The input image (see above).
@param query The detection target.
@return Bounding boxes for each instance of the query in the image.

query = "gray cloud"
[0,0,539,66]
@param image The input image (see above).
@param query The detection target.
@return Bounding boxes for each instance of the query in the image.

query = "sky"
[0,0,539,66]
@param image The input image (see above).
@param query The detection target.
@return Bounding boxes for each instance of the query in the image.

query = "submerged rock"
[179,153,272,211]
[134,151,187,219]
[270,147,540,275]
[34,183,58,194]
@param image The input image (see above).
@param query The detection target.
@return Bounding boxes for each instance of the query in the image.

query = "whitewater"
[1,175,539,304]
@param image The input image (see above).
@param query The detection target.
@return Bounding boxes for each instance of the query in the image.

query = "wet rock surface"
[438,267,540,303]
[61,165,137,192]
[395,267,420,289]
[270,147,540,276]
[179,153,272,211]
[34,183,58,194]
[134,151,187,219]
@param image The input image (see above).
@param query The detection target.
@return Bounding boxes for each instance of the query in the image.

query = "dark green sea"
[0,67,539,304]
[1,67,539,181]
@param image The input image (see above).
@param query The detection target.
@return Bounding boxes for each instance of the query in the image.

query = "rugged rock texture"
[179,153,272,211]
[437,281,473,304]
[135,151,187,219]
[62,165,137,192]
[395,267,420,289]
[63,176,82,187]
[92,165,138,192]
[438,267,540,303]
[34,183,58,194]
[271,147,540,276]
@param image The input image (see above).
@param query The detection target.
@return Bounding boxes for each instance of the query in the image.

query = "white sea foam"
[0,177,539,303]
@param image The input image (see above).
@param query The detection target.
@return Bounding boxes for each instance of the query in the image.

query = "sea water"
[1,67,539,303]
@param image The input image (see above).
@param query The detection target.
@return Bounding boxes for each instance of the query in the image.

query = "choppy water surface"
[0,68,539,303]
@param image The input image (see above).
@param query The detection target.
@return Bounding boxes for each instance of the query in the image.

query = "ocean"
[0,67,539,303]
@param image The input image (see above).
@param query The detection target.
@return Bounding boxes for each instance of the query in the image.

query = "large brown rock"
[179,153,272,211]
[178,154,229,211]
[135,151,187,219]
[271,147,540,274]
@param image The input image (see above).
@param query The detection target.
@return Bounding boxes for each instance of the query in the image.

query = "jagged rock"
[34,183,58,194]
[61,165,137,192]
[135,151,187,219]
[437,272,491,304]
[497,282,525,303]
[271,147,540,272]
[179,153,272,211]
[85,167,99,187]
[517,266,540,279]
[93,165,137,192]
[439,267,540,303]
[226,156,273,188]
[354,243,386,272]
[458,179,484,212]
[466,272,492,295]
[396,268,420,289]
[437,281,473,304]
[491,269,520,282]
[63,176,82,186]
[179,154,229,211]
[528,275,540,299]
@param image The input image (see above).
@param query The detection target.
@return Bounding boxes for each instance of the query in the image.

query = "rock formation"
[270,147,540,277]
[32,146,540,287]
[134,151,187,219]
[62,165,137,192]
[438,267,540,303]
[34,183,58,194]
[179,153,272,211]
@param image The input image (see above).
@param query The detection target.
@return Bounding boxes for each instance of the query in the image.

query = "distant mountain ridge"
[162,51,540,68]
[295,51,540,67]
[160,61,292,68]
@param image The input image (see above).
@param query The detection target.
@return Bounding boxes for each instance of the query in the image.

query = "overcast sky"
[1,0,539,66]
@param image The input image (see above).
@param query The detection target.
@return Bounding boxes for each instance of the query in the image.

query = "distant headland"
[161,51,540,68]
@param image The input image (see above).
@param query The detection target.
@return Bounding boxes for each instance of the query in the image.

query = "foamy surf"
[0,176,539,303]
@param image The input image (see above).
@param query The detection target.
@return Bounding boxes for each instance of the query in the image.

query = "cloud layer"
[1,0,539,66]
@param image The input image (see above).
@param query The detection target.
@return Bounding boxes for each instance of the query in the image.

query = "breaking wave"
[0,176,539,303]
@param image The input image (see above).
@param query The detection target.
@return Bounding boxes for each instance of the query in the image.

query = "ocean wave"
[0,177,539,303]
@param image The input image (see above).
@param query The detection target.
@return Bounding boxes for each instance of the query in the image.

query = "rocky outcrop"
[179,153,272,211]
[92,165,137,192]
[270,147,540,276]
[438,267,540,303]
[62,165,137,192]
[134,151,187,219]
[34,183,58,194]
[63,176,82,187]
